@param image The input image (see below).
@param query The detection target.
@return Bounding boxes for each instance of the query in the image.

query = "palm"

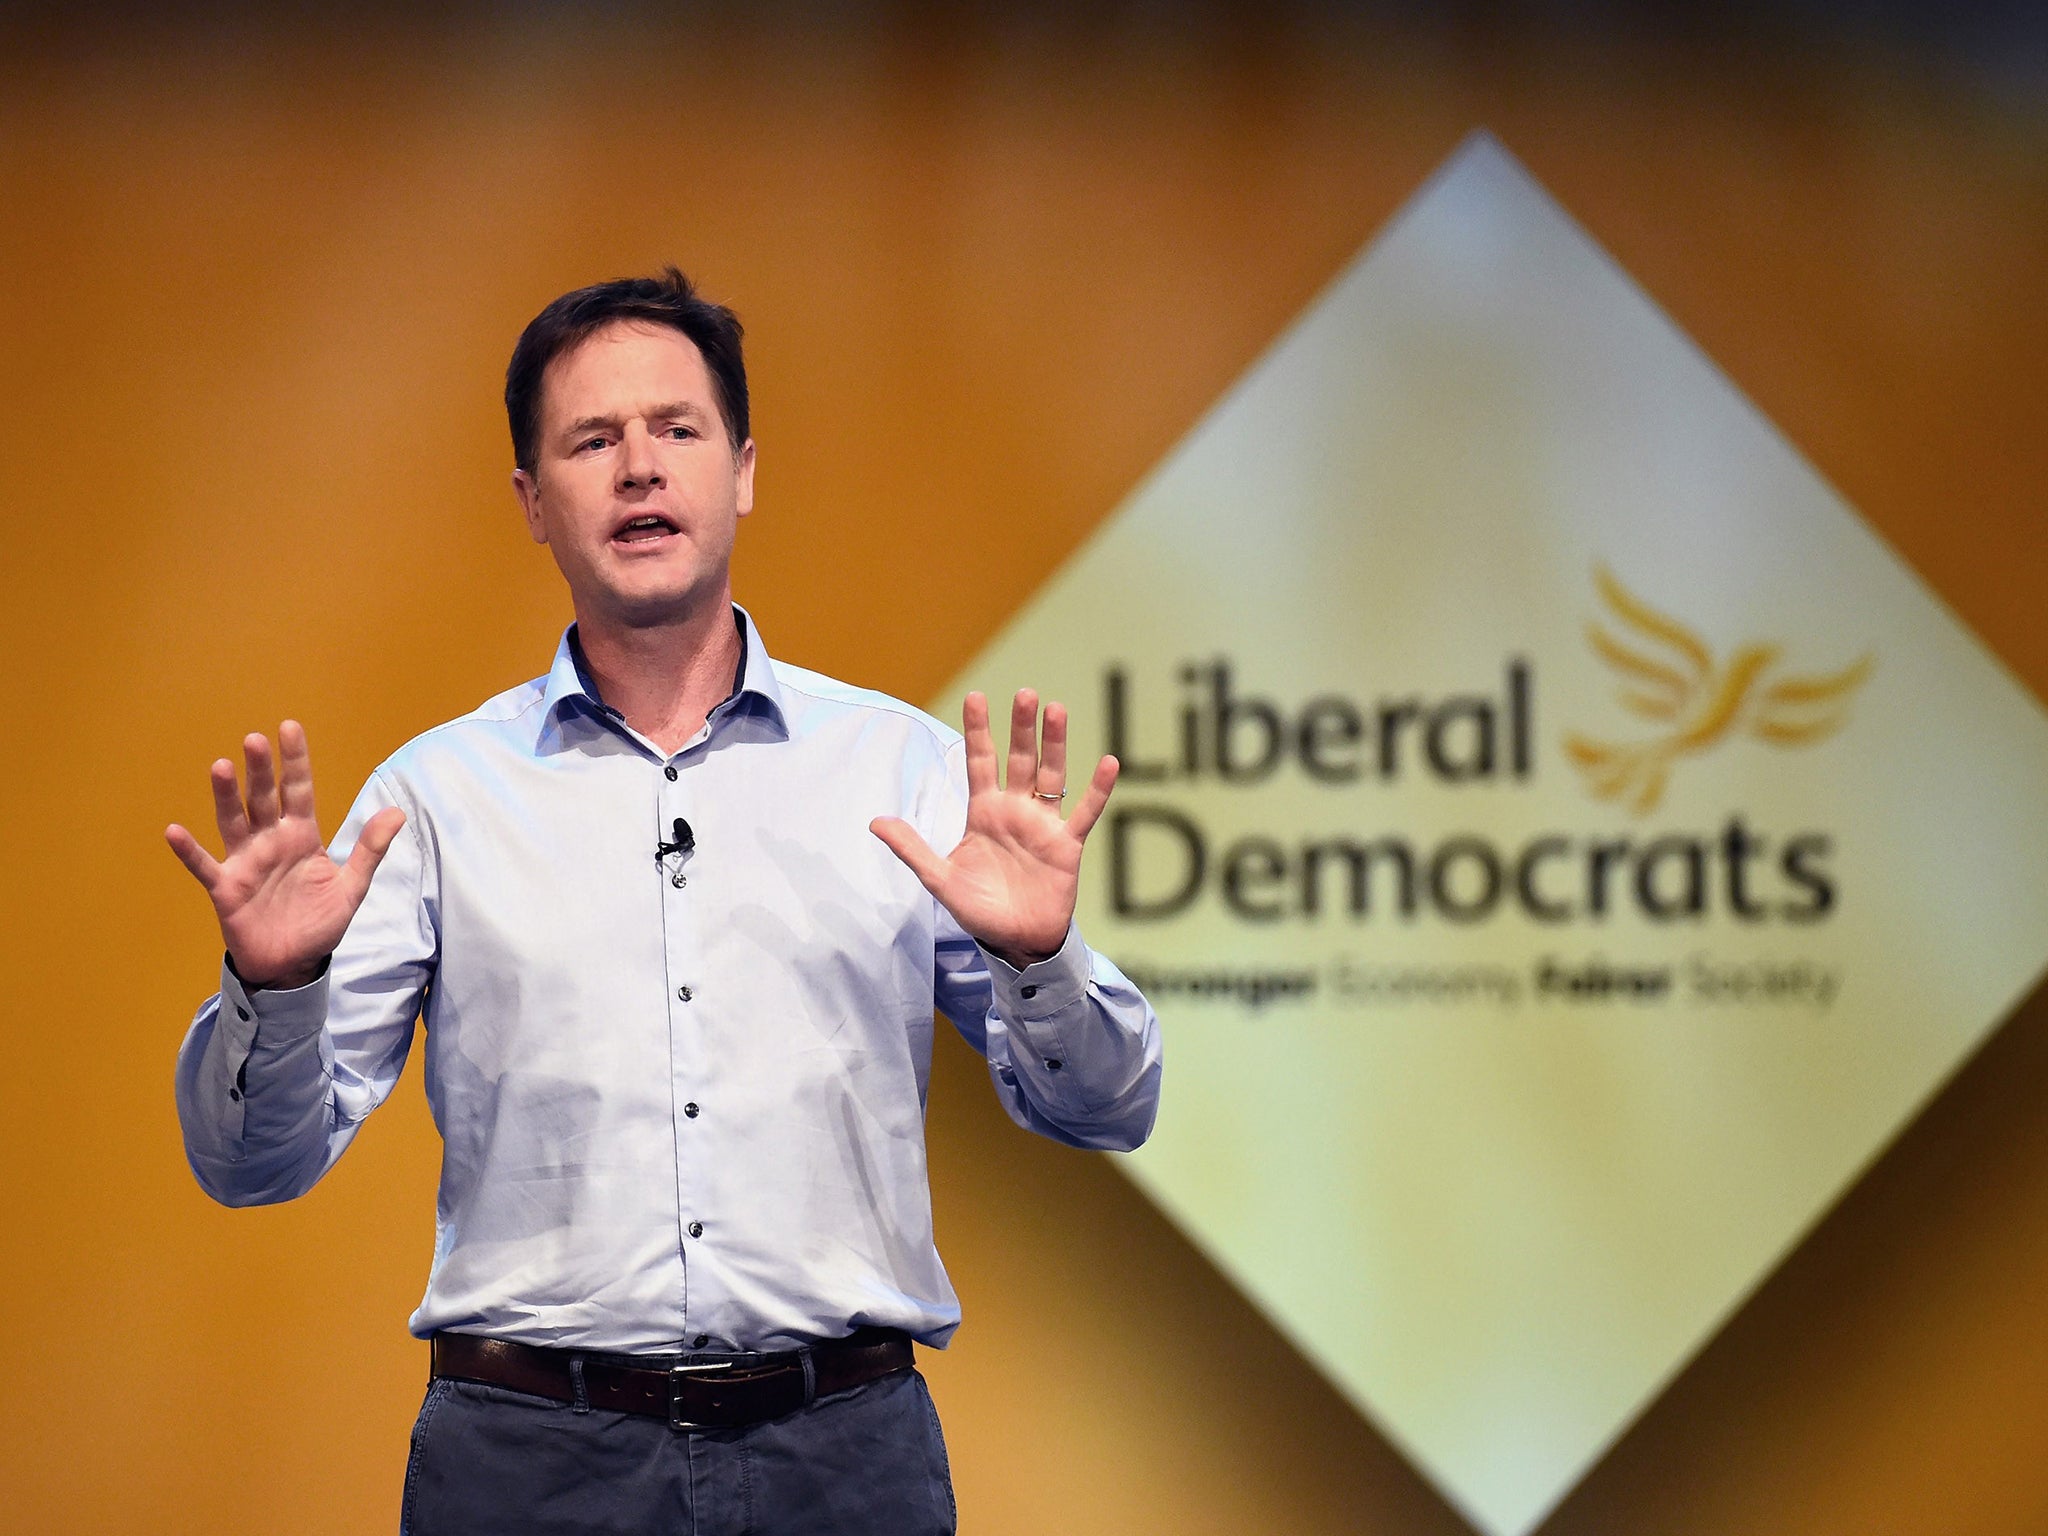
[166,721,405,989]
[872,690,1119,969]
[212,815,366,984]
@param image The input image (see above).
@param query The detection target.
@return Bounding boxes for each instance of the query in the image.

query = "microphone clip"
[655,816,696,864]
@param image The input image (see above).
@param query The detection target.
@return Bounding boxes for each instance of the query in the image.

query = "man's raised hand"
[870,690,1119,971]
[164,721,405,990]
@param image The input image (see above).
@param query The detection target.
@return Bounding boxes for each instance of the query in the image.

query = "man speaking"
[166,270,1162,1535]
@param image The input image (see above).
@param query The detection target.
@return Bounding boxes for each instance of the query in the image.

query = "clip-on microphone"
[655,817,695,864]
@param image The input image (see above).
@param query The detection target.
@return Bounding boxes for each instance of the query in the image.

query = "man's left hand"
[871,689,1119,970]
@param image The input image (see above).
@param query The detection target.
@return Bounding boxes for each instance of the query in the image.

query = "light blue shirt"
[174,608,1161,1352]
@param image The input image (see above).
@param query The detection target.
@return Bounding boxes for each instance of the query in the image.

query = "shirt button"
[672,874,687,888]
[683,1102,700,1118]
[693,1335,709,1349]
[1044,1058,1064,1072]
[1019,985,1038,1000]
[677,985,694,1002]
[664,765,678,781]
[688,1221,704,1238]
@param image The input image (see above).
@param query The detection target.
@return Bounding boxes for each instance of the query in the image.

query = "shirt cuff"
[220,954,332,1046]
[981,920,1091,1022]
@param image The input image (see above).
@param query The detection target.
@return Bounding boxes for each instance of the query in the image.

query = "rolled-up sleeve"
[173,768,437,1205]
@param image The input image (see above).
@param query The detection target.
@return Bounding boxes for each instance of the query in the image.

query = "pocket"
[400,1379,455,1536]
[914,1372,958,1533]
[447,1378,572,1414]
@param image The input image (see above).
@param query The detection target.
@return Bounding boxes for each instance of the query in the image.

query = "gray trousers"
[400,1366,957,1535]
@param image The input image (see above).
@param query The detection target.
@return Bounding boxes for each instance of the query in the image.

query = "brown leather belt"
[431,1328,915,1432]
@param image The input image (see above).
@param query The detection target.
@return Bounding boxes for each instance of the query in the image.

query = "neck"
[573,591,743,755]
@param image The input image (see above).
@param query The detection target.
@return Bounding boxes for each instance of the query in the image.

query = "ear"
[512,468,548,545]
[734,438,757,520]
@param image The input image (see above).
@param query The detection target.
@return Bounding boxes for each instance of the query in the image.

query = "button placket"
[660,764,690,888]
[658,758,711,1332]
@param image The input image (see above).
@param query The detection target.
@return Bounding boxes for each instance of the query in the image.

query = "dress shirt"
[174,607,1161,1353]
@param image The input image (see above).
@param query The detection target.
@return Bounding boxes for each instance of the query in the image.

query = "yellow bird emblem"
[1564,565,1873,814]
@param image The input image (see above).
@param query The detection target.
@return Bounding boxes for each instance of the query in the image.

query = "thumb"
[870,816,949,898]
[338,807,408,904]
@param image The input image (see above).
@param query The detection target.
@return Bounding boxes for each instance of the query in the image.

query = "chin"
[601,580,722,629]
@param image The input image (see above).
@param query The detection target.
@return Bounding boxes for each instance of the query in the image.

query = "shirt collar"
[730,604,790,728]
[538,604,790,739]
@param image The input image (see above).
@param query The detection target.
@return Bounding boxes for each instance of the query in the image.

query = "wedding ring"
[1034,789,1066,802]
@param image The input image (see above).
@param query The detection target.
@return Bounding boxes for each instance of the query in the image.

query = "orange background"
[3,8,2044,1532]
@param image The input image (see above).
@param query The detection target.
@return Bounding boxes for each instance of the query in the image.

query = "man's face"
[513,320,755,629]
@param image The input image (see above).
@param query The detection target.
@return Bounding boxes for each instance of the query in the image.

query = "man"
[167,269,1162,1535]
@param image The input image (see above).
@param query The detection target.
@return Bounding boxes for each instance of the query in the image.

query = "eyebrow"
[559,401,709,442]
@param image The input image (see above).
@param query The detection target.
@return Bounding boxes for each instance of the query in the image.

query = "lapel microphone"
[655,817,695,863]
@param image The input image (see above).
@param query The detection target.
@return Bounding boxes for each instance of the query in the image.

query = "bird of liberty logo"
[1564,565,1873,814]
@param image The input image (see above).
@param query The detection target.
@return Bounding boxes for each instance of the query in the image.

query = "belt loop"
[798,1346,816,1407]
[569,1354,590,1414]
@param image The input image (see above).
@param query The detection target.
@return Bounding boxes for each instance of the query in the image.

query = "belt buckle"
[667,1360,732,1432]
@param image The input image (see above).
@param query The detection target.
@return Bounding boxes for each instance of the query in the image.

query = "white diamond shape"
[936,133,2048,1536]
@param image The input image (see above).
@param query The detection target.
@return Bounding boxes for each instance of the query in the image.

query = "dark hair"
[505,267,748,472]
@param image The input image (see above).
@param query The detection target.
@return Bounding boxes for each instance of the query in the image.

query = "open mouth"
[612,513,680,546]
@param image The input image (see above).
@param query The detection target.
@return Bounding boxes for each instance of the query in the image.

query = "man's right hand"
[165,721,406,991]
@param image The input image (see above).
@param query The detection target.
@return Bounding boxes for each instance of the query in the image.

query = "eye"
[577,435,610,453]
[664,424,697,441]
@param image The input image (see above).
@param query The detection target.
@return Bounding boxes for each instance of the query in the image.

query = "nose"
[616,423,665,493]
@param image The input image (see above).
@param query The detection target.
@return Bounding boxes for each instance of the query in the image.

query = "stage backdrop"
[2,10,2045,1534]
[942,132,2048,1535]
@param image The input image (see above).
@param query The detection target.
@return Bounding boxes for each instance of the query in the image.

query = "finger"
[210,758,251,851]
[1064,754,1121,842]
[870,816,951,898]
[244,732,280,829]
[1005,689,1039,795]
[278,719,317,822]
[961,692,998,797]
[164,824,223,890]
[1037,700,1069,799]
[337,807,407,906]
